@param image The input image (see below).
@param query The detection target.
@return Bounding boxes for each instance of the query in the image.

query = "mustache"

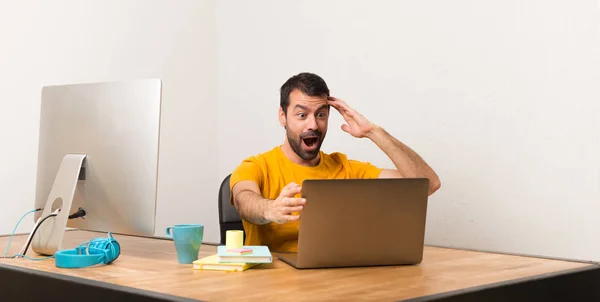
[300,130,322,139]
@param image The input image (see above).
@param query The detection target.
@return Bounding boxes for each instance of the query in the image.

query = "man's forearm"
[367,126,440,187]
[233,190,272,225]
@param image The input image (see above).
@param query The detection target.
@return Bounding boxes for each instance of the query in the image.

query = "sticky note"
[227,248,253,255]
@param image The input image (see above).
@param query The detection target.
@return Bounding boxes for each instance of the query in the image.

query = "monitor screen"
[31,79,162,255]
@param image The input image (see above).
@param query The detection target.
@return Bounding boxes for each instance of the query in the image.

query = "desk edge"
[397,263,600,302]
[0,262,204,302]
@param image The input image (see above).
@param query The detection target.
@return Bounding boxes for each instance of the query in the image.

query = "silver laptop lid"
[295,178,430,268]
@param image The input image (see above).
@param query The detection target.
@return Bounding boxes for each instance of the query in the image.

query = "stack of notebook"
[192,245,272,272]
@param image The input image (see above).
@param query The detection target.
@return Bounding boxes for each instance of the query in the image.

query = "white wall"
[217,0,600,262]
[3,0,600,262]
[0,0,221,243]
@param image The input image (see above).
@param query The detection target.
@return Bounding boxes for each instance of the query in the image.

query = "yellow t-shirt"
[229,146,383,253]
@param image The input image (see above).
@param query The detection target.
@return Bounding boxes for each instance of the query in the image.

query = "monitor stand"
[31,154,87,256]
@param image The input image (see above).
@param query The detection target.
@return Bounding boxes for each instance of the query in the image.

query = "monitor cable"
[3,207,88,260]
[2,208,40,259]
[16,208,61,258]
[17,207,86,258]
[3,208,57,260]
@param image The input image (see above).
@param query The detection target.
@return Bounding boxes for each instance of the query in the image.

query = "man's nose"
[306,115,318,130]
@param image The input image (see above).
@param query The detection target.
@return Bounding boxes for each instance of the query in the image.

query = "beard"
[287,129,325,161]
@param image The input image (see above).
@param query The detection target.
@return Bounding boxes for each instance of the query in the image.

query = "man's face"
[279,89,329,161]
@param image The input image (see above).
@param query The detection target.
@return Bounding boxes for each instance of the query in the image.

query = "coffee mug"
[166,224,204,264]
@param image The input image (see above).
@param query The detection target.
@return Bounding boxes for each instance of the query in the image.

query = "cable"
[68,207,86,219]
[17,209,59,257]
[17,217,44,256]
[5,207,84,260]
[7,254,54,260]
[2,209,40,258]
[18,211,59,257]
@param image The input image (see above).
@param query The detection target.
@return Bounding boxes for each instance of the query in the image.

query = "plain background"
[0,0,220,244]
[2,0,600,262]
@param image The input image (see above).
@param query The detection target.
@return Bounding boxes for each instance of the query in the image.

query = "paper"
[227,248,253,255]
[193,253,258,272]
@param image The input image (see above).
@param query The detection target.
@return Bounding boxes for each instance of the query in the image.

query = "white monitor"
[31,79,162,255]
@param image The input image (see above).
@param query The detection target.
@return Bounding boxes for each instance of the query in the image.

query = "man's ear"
[278,107,286,127]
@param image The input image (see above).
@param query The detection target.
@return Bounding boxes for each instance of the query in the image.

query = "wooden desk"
[1,230,598,301]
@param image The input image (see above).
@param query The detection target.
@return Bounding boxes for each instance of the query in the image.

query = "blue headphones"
[54,233,121,268]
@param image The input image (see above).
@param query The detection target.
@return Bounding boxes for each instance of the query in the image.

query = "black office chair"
[218,174,245,245]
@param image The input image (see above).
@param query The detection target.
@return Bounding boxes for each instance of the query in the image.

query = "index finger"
[284,182,300,188]
[327,96,347,105]
[281,185,302,197]
[328,97,354,114]
[327,96,341,107]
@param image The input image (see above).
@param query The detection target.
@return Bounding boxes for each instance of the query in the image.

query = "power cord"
[17,209,61,257]
[68,207,86,219]
[2,209,41,259]
[4,207,88,260]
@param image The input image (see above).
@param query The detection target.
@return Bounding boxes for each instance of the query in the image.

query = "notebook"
[217,245,272,263]
[192,253,259,272]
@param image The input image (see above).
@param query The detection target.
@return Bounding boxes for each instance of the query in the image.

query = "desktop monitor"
[31,79,162,255]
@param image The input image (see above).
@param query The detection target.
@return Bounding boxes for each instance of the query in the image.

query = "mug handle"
[166,226,173,238]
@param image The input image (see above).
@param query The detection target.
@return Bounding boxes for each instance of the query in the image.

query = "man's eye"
[317,112,326,117]
[297,113,305,118]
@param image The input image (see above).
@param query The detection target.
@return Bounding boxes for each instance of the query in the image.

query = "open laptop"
[277,178,430,269]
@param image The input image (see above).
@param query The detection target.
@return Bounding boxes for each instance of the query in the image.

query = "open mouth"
[302,137,319,148]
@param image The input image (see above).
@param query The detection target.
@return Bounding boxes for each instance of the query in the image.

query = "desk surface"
[0,230,594,301]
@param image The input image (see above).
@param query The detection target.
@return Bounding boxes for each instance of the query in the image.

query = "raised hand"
[264,182,306,224]
[327,96,377,138]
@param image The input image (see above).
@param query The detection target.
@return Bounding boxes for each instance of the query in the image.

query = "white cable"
[17,218,43,256]
[17,209,60,258]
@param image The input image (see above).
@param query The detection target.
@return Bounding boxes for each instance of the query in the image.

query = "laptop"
[277,178,430,269]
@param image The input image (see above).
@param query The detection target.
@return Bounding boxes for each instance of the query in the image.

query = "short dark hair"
[280,72,330,113]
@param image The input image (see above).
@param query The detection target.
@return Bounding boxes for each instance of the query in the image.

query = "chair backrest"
[218,174,244,245]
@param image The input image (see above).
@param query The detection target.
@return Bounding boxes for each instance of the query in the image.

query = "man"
[229,72,440,253]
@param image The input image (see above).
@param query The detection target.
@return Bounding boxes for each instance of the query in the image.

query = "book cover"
[217,245,273,263]
[192,253,259,272]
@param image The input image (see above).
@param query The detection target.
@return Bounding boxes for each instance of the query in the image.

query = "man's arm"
[231,181,305,225]
[231,181,271,225]
[327,96,441,195]
[367,126,441,195]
